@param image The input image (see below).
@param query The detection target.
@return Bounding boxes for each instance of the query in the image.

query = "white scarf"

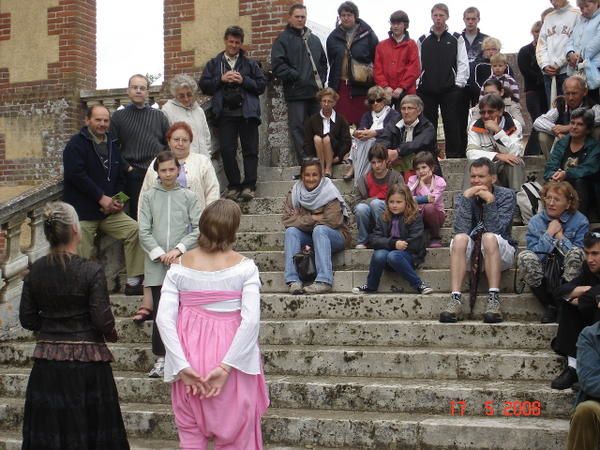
[396,118,420,142]
[370,106,391,131]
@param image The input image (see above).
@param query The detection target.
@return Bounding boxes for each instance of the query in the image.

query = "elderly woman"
[283,158,352,294]
[20,201,129,449]
[566,0,600,103]
[326,1,378,126]
[343,85,401,182]
[544,108,600,216]
[468,78,525,129]
[377,94,440,181]
[161,74,212,157]
[132,121,220,323]
[474,37,515,89]
[304,88,352,178]
[517,181,589,323]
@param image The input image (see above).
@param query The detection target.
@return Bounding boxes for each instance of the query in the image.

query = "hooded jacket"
[63,127,128,221]
[566,8,600,89]
[373,32,420,94]
[271,25,328,101]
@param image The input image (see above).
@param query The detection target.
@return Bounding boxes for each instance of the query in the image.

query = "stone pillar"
[0,0,96,186]
[163,0,298,167]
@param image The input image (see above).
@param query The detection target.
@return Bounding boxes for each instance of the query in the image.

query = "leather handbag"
[293,245,316,282]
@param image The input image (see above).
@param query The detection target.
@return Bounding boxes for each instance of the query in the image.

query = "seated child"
[353,183,433,295]
[407,151,447,248]
[353,143,403,249]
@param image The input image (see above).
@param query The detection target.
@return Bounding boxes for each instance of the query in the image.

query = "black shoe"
[551,367,578,390]
[124,283,143,296]
[541,305,558,324]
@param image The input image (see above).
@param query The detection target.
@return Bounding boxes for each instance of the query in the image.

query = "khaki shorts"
[450,233,515,272]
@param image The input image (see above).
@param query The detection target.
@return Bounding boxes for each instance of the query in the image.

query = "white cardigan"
[140,153,220,216]
[156,259,262,382]
[161,99,212,157]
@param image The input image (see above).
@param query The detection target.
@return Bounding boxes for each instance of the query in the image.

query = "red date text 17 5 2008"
[449,400,542,417]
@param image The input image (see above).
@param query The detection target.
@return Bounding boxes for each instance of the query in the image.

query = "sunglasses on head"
[587,231,600,239]
[368,97,385,105]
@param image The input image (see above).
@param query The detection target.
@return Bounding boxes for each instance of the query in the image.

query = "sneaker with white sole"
[355,243,367,249]
[303,282,331,294]
[417,282,433,294]
[148,357,165,378]
[352,284,376,294]
[483,291,503,323]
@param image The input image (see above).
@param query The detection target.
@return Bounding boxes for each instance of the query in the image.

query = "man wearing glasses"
[110,74,170,219]
[465,93,524,191]
[566,231,600,448]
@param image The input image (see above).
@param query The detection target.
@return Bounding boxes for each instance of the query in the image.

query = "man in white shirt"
[466,94,524,191]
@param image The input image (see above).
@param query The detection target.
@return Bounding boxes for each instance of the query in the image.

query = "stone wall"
[0,0,96,185]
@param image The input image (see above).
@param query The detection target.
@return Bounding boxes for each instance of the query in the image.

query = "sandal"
[132,306,153,324]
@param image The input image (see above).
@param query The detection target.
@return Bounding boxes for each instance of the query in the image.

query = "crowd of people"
[16,0,600,448]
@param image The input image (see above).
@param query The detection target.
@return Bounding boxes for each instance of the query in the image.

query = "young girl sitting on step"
[353,183,433,295]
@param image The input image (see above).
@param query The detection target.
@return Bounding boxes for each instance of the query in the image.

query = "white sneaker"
[148,357,165,378]
[355,243,367,249]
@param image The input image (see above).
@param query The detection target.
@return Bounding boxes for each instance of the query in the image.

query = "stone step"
[0,398,568,449]
[111,292,546,322]
[106,318,555,350]
[0,369,573,419]
[238,247,530,270]
[256,156,546,181]
[0,342,562,381]
[259,269,523,293]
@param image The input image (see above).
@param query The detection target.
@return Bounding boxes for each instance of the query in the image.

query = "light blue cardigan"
[566,8,600,89]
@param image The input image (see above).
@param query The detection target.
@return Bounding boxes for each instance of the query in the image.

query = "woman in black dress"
[19,201,129,450]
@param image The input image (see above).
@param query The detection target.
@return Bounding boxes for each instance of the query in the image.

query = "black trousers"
[571,177,599,218]
[287,99,319,163]
[552,301,597,358]
[151,285,165,357]
[124,167,147,221]
[419,86,467,158]
[217,116,259,191]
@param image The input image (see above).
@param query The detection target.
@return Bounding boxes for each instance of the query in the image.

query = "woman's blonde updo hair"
[197,199,241,252]
[43,202,80,265]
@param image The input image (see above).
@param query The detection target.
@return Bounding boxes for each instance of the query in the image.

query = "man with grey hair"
[271,3,328,163]
[161,74,212,156]
[110,73,169,219]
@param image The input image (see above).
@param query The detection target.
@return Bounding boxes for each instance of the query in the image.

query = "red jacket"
[374,34,420,94]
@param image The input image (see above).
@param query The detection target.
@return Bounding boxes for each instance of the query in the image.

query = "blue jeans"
[284,225,346,285]
[366,249,422,291]
[354,199,386,245]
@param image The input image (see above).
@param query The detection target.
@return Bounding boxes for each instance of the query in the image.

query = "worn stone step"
[0,398,568,449]
[256,156,546,181]
[110,292,546,322]
[0,343,562,381]
[109,318,554,349]
[259,269,523,293]
[0,369,572,418]
[261,345,562,381]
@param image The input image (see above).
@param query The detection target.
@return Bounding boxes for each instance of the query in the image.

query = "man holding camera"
[200,25,266,202]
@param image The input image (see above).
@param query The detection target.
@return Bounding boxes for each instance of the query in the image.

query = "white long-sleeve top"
[156,258,262,382]
[533,103,600,134]
[466,116,524,161]
[536,4,580,73]
[161,99,212,157]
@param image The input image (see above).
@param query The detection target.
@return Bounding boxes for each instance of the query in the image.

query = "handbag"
[542,249,564,293]
[349,56,374,86]
[293,245,316,282]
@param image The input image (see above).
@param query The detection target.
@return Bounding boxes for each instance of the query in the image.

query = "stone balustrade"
[0,178,63,340]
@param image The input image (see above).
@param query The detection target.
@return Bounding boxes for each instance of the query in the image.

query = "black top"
[20,255,116,343]
[518,42,545,93]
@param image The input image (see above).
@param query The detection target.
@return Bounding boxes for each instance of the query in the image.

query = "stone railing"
[80,85,169,111]
[0,177,63,340]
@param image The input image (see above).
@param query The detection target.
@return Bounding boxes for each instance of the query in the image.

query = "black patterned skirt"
[22,359,130,450]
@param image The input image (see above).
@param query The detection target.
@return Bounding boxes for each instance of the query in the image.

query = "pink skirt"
[172,306,269,450]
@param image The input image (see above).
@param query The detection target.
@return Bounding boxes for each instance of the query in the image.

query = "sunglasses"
[587,231,600,239]
[368,98,385,105]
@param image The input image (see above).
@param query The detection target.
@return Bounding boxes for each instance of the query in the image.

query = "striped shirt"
[110,104,170,170]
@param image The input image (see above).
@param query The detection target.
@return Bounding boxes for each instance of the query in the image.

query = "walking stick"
[469,203,485,319]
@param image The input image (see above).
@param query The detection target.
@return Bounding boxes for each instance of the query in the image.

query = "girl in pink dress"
[156,199,269,449]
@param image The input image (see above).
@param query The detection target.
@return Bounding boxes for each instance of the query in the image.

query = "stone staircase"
[0,156,576,449]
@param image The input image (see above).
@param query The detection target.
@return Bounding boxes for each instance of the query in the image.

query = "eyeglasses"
[176,92,194,99]
[129,85,148,92]
[587,232,600,239]
[368,98,385,105]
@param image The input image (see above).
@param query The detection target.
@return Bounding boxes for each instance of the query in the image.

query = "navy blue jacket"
[63,127,127,221]
[199,49,266,123]
[326,19,378,97]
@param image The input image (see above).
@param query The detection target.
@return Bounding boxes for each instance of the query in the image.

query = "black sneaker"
[124,283,143,296]
[417,282,433,294]
[352,284,376,294]
[541,305,558,324]
[551,366,578,390]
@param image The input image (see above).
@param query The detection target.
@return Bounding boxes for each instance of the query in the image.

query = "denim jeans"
[354,199,386,245]
[284,225,346,285]
[366,249,422,291]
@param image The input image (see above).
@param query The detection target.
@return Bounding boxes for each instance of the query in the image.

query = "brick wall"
[0,0,96,185]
